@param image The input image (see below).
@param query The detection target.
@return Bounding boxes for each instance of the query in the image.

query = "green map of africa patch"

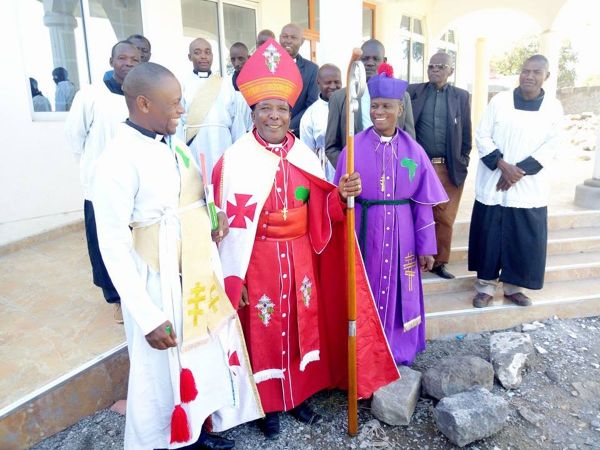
[175,146,190,168]
[295,186,310,202]
[401,158,417,182]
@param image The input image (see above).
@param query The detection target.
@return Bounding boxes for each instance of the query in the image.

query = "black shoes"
[290,402,322,425]
[258,412,280,440]
[195,432,235,450]
[258,403,322,440]
[431,264,455,279]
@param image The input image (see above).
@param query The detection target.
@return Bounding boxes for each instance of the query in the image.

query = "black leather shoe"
[431,264,455,279]
[194,433,235,450]
[290,402,322,425]
[258,412,280,440]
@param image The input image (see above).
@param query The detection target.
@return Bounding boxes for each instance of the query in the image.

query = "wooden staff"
[345,48,366,437]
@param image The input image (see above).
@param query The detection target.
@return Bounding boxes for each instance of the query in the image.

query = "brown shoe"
[473,292,493,308]
[504,292,532,307]
[113,303,124,324]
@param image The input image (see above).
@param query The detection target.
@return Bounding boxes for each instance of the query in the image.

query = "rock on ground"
[433,387,509,448]
[489,332,534,389]
[371,365,422,426]
[422,355,494,400]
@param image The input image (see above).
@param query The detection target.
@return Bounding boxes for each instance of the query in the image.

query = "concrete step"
[448,226,600,263]
[451,209,600,241]
[423,250,600,295]
[424,277,600,339]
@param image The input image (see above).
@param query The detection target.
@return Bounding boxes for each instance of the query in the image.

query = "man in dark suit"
[407,51,472,279]
[280,23,319,137]
[325,39,415,167]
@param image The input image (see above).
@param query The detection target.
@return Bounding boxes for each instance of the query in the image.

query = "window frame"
[399,14,427,83]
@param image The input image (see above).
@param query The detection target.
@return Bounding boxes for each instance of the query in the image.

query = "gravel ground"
[32,316,600,450]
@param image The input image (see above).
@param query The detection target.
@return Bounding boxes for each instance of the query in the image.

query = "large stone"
[372,366,422,426]
[422,356,494,400]
[433,387,509,447]
[489,332,534,389]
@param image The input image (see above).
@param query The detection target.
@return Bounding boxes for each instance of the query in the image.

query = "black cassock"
[468,200,547,289]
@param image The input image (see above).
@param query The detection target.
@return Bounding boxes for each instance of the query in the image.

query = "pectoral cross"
[380,174,386,192]
[282,206,288,221]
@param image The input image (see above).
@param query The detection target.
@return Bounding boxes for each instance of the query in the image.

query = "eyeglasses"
[428,64,450,70]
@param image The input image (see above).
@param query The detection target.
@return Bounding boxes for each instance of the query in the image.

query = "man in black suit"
[280,23,319,136]
[407,52,472,279]
[325,39,415,167]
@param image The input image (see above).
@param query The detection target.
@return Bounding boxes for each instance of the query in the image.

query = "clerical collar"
[193,69,212,78]
[372,128,397,143]
[125,119,164,142]
[252,128,294,153]
[104,77,124,96]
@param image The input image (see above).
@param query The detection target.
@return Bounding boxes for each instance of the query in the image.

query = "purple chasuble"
[334,127,448,365]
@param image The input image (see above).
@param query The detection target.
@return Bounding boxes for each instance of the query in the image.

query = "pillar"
[574,125,600,209]
[539,29,561,98]
[43,0,81,89]
[472,37,489,129]
[318,0,362,80]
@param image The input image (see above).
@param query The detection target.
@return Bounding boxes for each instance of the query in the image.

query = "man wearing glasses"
[407,52,472,279]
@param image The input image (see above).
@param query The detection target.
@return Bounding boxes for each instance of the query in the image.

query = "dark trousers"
[84,200,120,303]
[432,163,464,265]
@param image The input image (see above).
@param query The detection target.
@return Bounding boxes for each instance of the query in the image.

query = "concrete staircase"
[423,210,600,339]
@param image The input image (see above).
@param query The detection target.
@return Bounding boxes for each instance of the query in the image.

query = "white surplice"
[178,72,234,176]
[93,123,262,450]
[65,83,128,200]
[222,74,253,143]
[475,90,564,208]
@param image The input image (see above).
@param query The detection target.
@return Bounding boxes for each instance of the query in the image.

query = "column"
[318,0,362,77]
[574,125,600,209]
[472,37,489,129]
[539,29,561,98]
[43,0,81,89]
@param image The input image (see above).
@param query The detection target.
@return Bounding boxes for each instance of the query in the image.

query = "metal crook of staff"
[345,48,366,437]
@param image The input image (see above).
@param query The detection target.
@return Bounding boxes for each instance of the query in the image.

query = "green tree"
[491,36,578,89]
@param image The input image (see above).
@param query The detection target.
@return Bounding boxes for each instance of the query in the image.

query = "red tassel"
[180,368,198,403]
[170,404,191,444]
[377,62,394,77]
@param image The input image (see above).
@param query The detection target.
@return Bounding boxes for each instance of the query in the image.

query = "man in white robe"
[299,64,341,181]
[225,42,253,143]
[469,55,563,308]
[94,62,262,450]
[64,40,141,322]
[178,38,233,175]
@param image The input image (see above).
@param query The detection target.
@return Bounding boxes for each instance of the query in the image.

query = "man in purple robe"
[334,64,448,365]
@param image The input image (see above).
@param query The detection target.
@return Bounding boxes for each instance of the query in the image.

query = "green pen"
[200,153,219,231]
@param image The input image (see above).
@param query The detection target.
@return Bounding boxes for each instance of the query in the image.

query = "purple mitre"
[367,63,408,100]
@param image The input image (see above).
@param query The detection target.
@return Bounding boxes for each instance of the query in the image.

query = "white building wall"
[0,0,83,246]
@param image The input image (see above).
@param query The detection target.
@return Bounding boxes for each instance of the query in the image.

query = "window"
[17,0,143,116]
[362,2,376,41]
[398,15,425,83]
[290,0,319,62]
[181,0,257,75]
[437,29,458,84]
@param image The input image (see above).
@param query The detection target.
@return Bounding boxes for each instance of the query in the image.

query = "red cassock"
[213,131,399,413]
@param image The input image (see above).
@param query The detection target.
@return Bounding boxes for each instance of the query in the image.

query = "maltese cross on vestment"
[263,44,281,74]
[226,193,257,229]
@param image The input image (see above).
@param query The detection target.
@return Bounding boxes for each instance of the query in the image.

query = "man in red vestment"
[213,39,399,439]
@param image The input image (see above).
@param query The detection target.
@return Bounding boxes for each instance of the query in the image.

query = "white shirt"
[475,90,564,208]
[360,89,373,129]
[64,82,128,200]
[300,96,336,181]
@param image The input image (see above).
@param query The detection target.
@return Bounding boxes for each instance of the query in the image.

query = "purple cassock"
[334,127,448,365]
